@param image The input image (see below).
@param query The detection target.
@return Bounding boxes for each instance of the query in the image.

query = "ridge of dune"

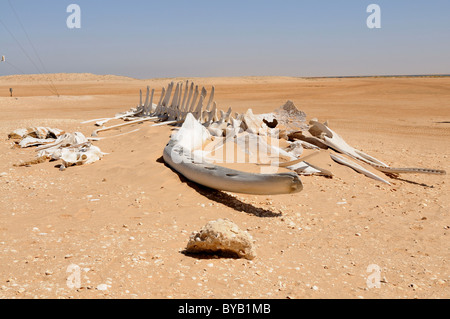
[0,73,138,83]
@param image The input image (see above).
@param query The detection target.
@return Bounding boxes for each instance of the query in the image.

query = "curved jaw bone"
[163,114,303,195]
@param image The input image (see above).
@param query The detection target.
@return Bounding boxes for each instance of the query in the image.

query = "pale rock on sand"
[186,219,257,260]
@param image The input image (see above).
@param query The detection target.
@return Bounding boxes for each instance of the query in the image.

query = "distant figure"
[9,88,13,97]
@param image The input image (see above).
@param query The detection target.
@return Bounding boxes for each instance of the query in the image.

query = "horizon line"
[1,72,450,81]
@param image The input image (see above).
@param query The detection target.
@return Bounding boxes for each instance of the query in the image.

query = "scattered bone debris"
[8,127,106,168]
[83,80,445,195]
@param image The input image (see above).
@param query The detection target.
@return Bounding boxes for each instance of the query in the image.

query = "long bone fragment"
[309,121,446,176]
[92,116,159,137]
[330,153,391,185]
[83,86,156,126]
[94,112,138,127]
[163,114,303,195]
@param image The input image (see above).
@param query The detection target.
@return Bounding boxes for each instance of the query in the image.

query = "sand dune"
[0,74,448,299]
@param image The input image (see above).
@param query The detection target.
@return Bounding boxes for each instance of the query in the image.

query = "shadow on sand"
[157,156,281,218]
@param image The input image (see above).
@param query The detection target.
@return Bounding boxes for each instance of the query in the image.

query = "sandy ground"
[0,74,449,299]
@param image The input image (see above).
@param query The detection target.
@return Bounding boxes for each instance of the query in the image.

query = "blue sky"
[1,0,449,78]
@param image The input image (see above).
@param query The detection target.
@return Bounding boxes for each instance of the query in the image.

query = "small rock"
[437,280,446,286]
[96,284,108,291]
[185,219,256,260]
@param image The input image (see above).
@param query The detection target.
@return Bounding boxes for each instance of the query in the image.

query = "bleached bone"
[182,82,194,113]
[39,141,92,161]
[143,86,150,112]
[36,132,88,152]
[188,85,199,113]
[147,89,155,115]
[224,117,242,138]
[206,86,215,111]
[9,130,106,168]
[330,153,391,185]
[59,145,106,167]
[87,110,141,127]
[287,161,330,177]
[87,128,141,141]
[192,94,205,121]
[289,131,329,150]
[309,121,389,166]
[180,80,189,111]
[302,162,333,178]
[81,118,112,125]
[241,109,267,134]
[31,127,63,139]
[162,82,174,107]
[171,83,181,109]
[163,114,303,195]
[153,87,166,116]
[203,102,218,125]
[142,86,155,116]
[150,120,183,127]
[92,116,158,137]
[227,133,328,177]
[310,121,446,176]
[369,165,446,175]
[206,106,233,136]
[284,141,304,158]
[9,127,65,140]
[272,100,309,133]
[294,140,322,150]
[19,137,56,148]
[215,107,233,125]
[264,151,321,168]
[8,128,29,140]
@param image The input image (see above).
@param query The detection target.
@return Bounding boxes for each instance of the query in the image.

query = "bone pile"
[9,127,106,169]
[85,80,446,195]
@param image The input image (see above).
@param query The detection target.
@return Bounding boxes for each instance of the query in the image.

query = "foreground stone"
[185,219,256,260]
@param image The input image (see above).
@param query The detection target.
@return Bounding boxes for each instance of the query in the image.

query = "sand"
[0,74,449,299]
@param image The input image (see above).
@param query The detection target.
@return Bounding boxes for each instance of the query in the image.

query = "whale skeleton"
[81,80,446,195]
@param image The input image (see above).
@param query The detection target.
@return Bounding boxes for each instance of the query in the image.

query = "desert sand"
[0,74,449,299]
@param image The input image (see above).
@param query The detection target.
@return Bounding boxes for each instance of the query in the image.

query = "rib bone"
[330,153,391,185]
